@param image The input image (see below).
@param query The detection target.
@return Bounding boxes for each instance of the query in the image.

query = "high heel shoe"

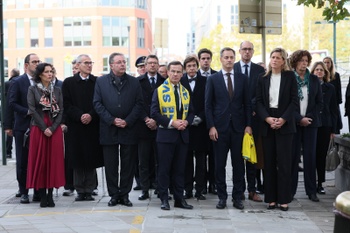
[267,202,276,210]
[280,204,289,211]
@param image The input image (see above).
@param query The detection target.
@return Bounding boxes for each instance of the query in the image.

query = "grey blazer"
[27,85,63,133]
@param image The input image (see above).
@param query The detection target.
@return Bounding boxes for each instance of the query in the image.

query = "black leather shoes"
[32,194,41,202]
[119,198,133,207]
[15,190,21,198]
[308,193,319,202]
[208,184,217,194]
[317,186,326,195]
[280,204,289,211]
[75,194,86,201]
[194,192,206,200]
[20,194,30,204]
[174,199,193,209]
[267,203,276,210]
[161,200,170,210]
[85,194,95,201]
[138,191,150,200]
[216,199,226,209]
[233,199,244,210]
[133,185,142,191]
[108,198,118,207]
[183,192,193,199]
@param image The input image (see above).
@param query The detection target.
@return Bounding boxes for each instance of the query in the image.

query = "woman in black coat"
[323,56,342,133]
[311,61,337,195]
[256,48,299,211]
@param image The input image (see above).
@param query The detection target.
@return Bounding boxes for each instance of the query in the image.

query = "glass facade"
[137,18,145,48]
[102,16,129,47]
[64,17,92,47]
[16,19,24,48]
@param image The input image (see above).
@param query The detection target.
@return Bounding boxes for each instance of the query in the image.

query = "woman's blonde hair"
[264,47,289,77]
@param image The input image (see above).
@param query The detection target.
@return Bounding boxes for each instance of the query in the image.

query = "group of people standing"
[3,41,343,212]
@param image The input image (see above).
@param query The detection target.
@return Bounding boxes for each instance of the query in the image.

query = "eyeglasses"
[147,62,158,65]
[80,61,94,66]
[30,60,41,64]
[241,48,253,52]
[113,60,127,65]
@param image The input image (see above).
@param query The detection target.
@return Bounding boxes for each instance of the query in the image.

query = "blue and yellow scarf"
[157,78,190,120]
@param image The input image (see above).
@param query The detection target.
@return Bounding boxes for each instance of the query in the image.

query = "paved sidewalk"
[0,158,340,233]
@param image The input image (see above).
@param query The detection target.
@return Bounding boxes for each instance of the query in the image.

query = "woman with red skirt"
[26,62,65,207]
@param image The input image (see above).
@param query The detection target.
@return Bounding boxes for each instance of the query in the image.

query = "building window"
[101,0,132,6]
[45,58,53,64]
[3,20,8,48]
[64,17,92,47]
[30,0,40,8]
[30,18,39,47]
[16,19,24,48]
[102,16,129,47]
[136,0,146,9]
[16,0,24,9]
[44,18,53,47]
[231,5,238,26]
[137,18,145,48]
[103,57,109,74]
[217,6,221,24]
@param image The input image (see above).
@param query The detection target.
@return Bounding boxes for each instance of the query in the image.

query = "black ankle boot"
[47,188,55,207]
[39,189,47,208]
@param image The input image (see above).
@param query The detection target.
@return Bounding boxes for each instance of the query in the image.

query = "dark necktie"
[150,77,156,89]
[174,85,180,119]
[244,64,249,77]
[226,73,233,100]
[189,77,197,83]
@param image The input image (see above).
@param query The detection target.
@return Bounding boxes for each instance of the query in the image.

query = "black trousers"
[6,135,13,155]
[64,138,75,191]
[103,144,137,199]
[316,126,331,185]
[263,128,293,204]
[213,128,244,201]
[184,150,206,194]
[14,130,29,195]
[291,126,318,196]
[74,168,96,194]
[138,138,157,191]
[157,136,188,201]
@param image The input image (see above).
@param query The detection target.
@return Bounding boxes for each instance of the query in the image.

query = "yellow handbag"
[242,133,257,164]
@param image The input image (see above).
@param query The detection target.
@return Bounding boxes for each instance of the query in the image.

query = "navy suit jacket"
[8,74,32,132]
[205,70,252,133]
[256,71,299,136]
[137,72,165,139]
[294,73,323,128]
[234,62,265,112]
[151,83,194,144]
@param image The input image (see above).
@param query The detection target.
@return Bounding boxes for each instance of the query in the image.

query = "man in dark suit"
[151,61,194,210]
[181,55,208,200]
[205,47,252,210]
[4,68,20,159]
[8,53,41,204]
[233,41,265,202]
[197,48,218,195]
[93,52,143,207]
[137,54,165,200]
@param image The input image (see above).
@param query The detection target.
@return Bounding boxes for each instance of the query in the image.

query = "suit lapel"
[278,73,287,106]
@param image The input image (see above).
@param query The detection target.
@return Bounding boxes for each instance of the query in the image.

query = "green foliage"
[298,0,350,21]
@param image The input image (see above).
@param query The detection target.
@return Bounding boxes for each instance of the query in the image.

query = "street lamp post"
[127,25,131,74]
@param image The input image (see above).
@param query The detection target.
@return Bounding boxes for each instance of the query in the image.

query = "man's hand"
[300,117,312,127]
[209,127,218,141]
[145,117,157,130]
[81,113,92,125]
[171,119,188,131]
[60,124,68,133]
[244,126,252,135]
[5,129,13,137]
[114,118,127,128]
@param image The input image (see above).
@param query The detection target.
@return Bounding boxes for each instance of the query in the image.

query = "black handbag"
[325,138,340,171]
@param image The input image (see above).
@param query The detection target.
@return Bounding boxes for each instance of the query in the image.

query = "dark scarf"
[37,82,60,118]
